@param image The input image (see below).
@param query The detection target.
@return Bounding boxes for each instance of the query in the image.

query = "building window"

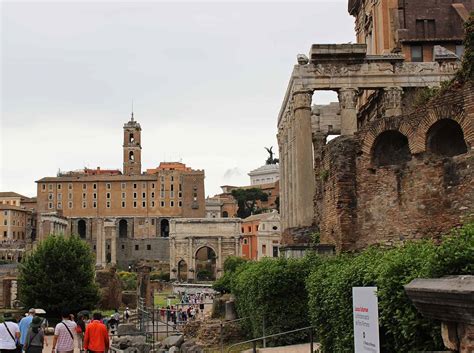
[12,220,15,226]
[133,192,137,199]
[57,202,62,209]
[48,202,53,209]
[151,183,155,189]
[93,183,97,190]
[106,192,111,199]
[48,184,53,190]
[142,183,146,189]
[106,183,111,189]
[121,183,126,190]
[142,192,146,198]
[3,231,5,237]
[178,201,182,207]
[82,193,87,199]
[48,193,53,201]
[3,211,7,216]
[256,225,259,231]
[273,246,279,258]
[133,183,137,189]
[160,201,165,207]
[142,201,146,208]
[161,176,165,182]
[160,191,165,198]
[42,184,46,191]
[68,201,73,209]
[82,201,87,208]
[121,201,126,208]
[456,45,465,58]
[57,184,62,190]
[68,183,73,190]
[151,201,155,208]
[170,191,174,198]
[248,226,251,232]
[171,176,174,182]
[135,245,139,251]
[121,244,125,250]
[178,192,182,198]
[3,220,7,226]
[122,192,126,199]
[93,193,97,199]
[170,201,174,207]
[243,238,248,245]
[82,183,87,190]
[147,244,151,250]
[151,192,155,198]
[93,201,97,208]
[68,193,73,199]
[133,201,137,208]
[262,244,266,255]
[151,219,155,225]
[106,201,111,208]
[411,45,423,62]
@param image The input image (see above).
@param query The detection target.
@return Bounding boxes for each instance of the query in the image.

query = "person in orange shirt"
[83,313,109,353]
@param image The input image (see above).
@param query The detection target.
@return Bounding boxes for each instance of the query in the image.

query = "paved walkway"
[242,342,320,353]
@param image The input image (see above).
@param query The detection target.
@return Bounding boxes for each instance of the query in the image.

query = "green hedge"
[307,224,474,352]
[231,257,312,346]
[213,256,248,293]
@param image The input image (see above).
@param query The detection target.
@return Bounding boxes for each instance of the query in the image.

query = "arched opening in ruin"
[195,246,217,281]
[129,151,135,161]
[222,211,229,218]
[78,219,86,239]
[160,219,169,237]
[177,260,188,282]
[426,119,467,157]
[119,219,128,238]
[372,130,412,167]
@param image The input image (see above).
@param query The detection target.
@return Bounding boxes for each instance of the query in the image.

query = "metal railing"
[226,325,317,353]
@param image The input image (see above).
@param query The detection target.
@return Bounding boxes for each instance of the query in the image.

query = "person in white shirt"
[52,310,77,353]
[0,315,20,353]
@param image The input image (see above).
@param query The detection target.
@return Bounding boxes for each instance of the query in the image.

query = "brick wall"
[318,82,474,251]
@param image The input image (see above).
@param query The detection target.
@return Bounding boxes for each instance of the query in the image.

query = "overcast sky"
[1,1,354,198]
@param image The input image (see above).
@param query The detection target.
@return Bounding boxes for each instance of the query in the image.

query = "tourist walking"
[0,314,20,353]
[52,310,77,353]
[83,313,109,353]
[123,308,130,323]
[18,309,35,351]
[76,315,86,353]
[23,317,45,353]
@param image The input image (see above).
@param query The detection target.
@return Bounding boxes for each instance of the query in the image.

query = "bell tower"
[123,112,142,175]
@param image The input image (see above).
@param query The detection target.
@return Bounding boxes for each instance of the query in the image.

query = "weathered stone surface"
[96,267,122,310]
[117,324,140,336]
[224,300,237,321]
[168,347,179,353]
[162,335,184,348]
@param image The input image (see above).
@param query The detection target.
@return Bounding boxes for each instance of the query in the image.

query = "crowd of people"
[0,307,131,353]
[158,291,214,327]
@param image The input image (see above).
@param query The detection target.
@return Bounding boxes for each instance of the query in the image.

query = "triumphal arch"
[169,218,241,282]
[278,44,473,255]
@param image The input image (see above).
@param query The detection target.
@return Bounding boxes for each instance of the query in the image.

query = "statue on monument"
[265,146,279,165]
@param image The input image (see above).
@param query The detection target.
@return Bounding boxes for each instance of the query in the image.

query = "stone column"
[110,228,117,266]
[383,87,403,117]
[234,236,240,256]
[292,89,315,227]
[338,88,359,135]
[188,237,194,281]
[7,211,12,239]
[288,118,296,228]
[312,131,327,225]
[217,236,222,269]
[95,221,102,266]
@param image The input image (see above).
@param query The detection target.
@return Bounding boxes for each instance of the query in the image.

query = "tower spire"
[131,99,134,121]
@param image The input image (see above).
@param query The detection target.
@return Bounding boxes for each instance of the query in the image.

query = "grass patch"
[154,292,180,307]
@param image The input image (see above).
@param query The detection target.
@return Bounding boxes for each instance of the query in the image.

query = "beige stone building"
[35,115,206,269]
[169,218,241,282]
[277,1,473,255]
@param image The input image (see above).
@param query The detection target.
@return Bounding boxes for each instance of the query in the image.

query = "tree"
[18,235,100,316]
[231,188,269,218]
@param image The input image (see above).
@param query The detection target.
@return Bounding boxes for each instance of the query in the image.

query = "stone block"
[162,334,184,348]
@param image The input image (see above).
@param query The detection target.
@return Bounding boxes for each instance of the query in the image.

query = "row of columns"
[96,219,117,267]
[278,86,404,232]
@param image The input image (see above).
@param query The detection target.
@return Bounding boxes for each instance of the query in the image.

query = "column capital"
[383,86,404,110]
[292,90,313,111]
[338,88,359,110]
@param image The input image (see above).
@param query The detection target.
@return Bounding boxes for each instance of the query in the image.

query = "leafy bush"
[196,269,214,281]
[118,271,137,290]
[150,271,170,282]
[213,256,248,293]
[231,257,312,346]
[307,223,474,353]
[18,235,100,316]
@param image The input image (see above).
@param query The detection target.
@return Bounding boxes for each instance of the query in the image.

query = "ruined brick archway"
[371,130,412,167]
[426,119,468,157]
[78,219,86,239]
